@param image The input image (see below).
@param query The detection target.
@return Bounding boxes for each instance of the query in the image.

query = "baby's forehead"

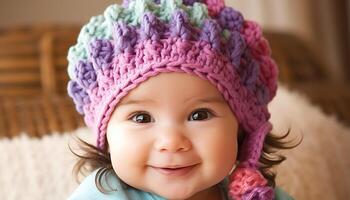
[119,72,226,105]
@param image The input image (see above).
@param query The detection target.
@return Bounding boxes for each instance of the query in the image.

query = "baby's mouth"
[150,164,198,176]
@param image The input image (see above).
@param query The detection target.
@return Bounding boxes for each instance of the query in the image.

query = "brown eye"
[131,113,153,123]
[188,109,214,121]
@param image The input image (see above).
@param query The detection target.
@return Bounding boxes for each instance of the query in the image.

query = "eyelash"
[127,108,216,124]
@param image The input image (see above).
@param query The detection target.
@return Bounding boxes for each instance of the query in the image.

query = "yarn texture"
[67,0,279,199]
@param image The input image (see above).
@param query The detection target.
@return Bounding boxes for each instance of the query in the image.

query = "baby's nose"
[153,125,192,153]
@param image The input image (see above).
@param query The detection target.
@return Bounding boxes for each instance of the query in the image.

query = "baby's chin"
[155,190,198,200]
[145,183,203,200]
[117,174,201,199]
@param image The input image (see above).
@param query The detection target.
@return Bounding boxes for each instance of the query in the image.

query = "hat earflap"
[228,122,274,200]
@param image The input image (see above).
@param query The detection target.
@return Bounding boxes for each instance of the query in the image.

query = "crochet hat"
[67,0,278,199]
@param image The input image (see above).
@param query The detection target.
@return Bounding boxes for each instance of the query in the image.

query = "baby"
[67,0,297,199]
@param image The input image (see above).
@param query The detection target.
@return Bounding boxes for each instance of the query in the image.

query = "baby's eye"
[188,108,214,121]
[130,112,153,123]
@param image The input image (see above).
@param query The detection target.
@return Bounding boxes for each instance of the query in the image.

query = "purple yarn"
[218,7,244,31]
[227,30,246,68]
[239,51,260,90]
[170,10,193,40]
[74,61,98,90]
[139,12,166,41]
[199,19,222,50]
[88,1,264,104]
[89,39,114,71]
[122,0,131,7]
[182,0,203,5]
[67,80,91,114]
[113,21,138,54]
[255,84,270,105]
[244,59,260,87]
[242,186,274,200]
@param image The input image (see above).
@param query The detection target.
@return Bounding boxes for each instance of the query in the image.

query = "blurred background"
[0,0,349,137]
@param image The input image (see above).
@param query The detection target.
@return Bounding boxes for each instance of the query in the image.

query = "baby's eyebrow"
[119,96,226,107]
[184,96,226,105]
[118,99,155,107]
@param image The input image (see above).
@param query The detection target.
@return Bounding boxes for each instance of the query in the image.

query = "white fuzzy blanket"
[0,84,349,200]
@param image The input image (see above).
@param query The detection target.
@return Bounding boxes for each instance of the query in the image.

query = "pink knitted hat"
[67,0,278,199]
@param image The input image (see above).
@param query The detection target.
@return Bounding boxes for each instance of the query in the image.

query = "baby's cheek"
[197,132,237,175]
[109,145,135,180]
[108,134,150,182]
[213,144,237,169]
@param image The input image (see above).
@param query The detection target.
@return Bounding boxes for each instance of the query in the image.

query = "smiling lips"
[150,164,198,176]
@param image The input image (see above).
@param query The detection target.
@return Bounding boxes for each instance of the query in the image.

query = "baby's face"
[106,72,238,199]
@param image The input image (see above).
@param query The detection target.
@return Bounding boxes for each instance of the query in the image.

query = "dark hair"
[70,126,301,193]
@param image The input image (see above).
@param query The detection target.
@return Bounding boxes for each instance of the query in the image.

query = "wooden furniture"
[0,25,84,137]
[265,32,350,126]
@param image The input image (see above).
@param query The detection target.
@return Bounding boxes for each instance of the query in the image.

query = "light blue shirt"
[68,170,294,200]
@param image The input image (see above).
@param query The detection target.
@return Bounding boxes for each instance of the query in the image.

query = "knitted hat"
[67,0,278,199]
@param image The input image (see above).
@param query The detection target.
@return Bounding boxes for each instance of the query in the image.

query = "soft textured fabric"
[68,170,164,200]
[68,169,294,200]
[275,188,294,200]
